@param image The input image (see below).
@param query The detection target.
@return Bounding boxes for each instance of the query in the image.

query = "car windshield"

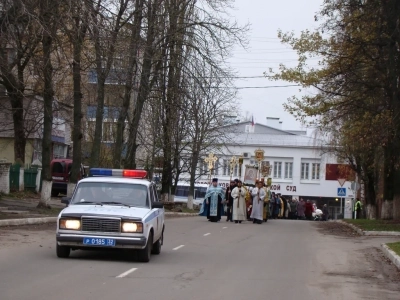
[70,182,149,208]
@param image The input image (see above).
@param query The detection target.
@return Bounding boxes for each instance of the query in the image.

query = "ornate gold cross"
[204,153,218,170]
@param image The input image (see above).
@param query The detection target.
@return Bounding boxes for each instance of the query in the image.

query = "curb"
[0,217,57,227]
[381,244,400,270]
[337,220,400,236]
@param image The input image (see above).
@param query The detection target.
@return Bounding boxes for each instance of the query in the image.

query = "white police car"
[56,168,164,262]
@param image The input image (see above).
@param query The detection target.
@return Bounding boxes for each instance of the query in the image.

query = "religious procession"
[198,150,331,224]
[198,177,330,223]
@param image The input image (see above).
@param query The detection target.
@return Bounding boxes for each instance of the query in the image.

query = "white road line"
[204,233,211,236]
[173,245,185,251]
[223,227,227,229]
[116,268,137,278]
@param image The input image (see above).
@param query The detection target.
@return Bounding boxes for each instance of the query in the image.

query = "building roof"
[224,133,324,148]
[221,121,296,135]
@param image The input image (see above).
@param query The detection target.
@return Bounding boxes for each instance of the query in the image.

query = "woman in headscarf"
[304,200,313,220]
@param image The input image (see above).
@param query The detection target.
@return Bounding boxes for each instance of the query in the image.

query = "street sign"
[337,188,346,197]
[338,178,346,187]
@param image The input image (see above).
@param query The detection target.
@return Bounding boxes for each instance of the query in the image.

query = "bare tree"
[38,0,60,207]
[0,0,42,164]
[89,0,134,168]
[62,0,91,196]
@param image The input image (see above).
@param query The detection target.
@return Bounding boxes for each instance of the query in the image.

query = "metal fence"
[9,164,39,192]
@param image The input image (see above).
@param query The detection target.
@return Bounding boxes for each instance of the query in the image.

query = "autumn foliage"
[270,0,400,219]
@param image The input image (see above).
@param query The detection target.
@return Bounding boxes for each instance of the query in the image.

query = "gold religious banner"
[261,161,271,177]
[267,178,272,187]
[229,156,238,181]
[254,149,265,162]
[244,165,257,184]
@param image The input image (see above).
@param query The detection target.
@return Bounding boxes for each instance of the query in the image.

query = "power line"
[235,85,300,89]
[204,84,301,89]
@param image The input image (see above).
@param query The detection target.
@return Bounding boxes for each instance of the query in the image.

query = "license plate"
[83,237,116,246]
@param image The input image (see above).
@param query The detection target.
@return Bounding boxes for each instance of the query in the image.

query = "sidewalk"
[339,219,400,236]
[337,220,400,271]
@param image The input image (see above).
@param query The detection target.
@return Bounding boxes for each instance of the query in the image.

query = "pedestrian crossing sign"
[337,188,346,197]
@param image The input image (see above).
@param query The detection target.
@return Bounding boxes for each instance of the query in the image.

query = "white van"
[174,182,209,205]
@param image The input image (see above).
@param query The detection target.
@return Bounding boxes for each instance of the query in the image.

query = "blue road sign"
[337,188,346,197]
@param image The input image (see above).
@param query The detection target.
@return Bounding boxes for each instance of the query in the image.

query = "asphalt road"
[1,218,400,300]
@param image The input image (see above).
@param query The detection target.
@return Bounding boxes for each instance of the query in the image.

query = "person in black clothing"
[225,180,237,222]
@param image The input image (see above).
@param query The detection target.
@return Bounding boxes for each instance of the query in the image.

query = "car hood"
[59,204,151,220]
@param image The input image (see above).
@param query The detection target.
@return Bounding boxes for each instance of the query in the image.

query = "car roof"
[78,176,152,187]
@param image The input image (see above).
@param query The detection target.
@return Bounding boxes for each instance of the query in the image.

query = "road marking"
[204,233,211,236]
[173,245,185,251]
[116,268,137,278]
[223,227,227,229]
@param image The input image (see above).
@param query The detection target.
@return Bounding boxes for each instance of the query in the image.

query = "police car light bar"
[89,168,148,178]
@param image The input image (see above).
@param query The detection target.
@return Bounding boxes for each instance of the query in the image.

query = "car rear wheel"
[151,229,163,255]
[137,233,152,262]
[56,244,70,258]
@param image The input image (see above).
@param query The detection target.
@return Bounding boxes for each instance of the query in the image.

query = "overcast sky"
[227,0,323,131]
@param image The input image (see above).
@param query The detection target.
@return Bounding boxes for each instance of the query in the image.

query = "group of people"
[270,197,329,221]
[199,177,330,223]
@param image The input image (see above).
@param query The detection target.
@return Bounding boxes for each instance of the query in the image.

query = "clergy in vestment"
[250,180,266,224]
[231,180,247,223]
[199,178,225,222]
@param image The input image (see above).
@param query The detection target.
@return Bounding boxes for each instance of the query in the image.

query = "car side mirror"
[61,197,71,206]
[152,202,164,209]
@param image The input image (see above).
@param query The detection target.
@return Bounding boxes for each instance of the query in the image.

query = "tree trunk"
[68,7,88,196]
[188,148,200,210]
[9,93,26,164]
[38,5,56,208]
[89,76,105,168]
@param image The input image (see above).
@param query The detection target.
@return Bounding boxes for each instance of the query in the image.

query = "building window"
[284,162,293,179]
[273,162,282,178]
[312,163,320,180]
[301,163,309,180]
[234,164,238,177]
[102,122,117,142]
[214,160,219,176]
[223,159,228,176]
[53,144,65,159]
[201,161,208,175]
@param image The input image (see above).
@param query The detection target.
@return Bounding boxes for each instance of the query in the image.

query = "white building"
[180,118,355,216]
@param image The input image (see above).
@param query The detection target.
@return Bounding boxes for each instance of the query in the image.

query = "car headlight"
[59,219,81,230]
[122,222,143,233]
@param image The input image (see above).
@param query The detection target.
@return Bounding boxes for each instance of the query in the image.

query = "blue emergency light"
[89,168,148,178]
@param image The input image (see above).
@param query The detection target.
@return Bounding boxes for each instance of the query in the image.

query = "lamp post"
[204,153,218,184]
[229,156,238,182]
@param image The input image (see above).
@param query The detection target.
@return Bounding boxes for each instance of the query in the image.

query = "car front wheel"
[137,233,152,262]
[56,244,70,258]
[152,229,163,255]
